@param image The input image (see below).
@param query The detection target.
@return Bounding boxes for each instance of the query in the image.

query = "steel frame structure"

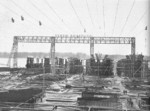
[8,35,135,75]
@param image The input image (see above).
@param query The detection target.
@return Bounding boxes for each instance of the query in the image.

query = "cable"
[102,0,106,36]
[133,28,147,37]
[85,0,94,27]
[9,0,37,22]
[68,0,86,33]
[0,2,37,27]
[44,0,73,33]
[8,0,55,32]
[127,10,148,36]
[0,2,19,16]
[112,0,120,36]
[29,0,62,31]
[119,0,136,36]
[96,0,101,30]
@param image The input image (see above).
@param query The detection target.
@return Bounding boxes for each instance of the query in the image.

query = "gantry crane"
[7,35,136,76]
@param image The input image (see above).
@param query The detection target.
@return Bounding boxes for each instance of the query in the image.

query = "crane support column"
[8,36,19,68]
[13,37,18,68]
[131,37,136,77]
[90,37,94,56]
[50,37,55,74]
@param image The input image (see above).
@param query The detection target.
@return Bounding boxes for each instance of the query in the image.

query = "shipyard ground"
[37,75,140,111]
[0,72,149,111]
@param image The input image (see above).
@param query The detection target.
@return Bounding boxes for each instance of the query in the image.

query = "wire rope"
[119,0,136,36]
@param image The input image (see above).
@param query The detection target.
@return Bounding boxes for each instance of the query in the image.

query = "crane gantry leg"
[131,38,136,77]
[7,37,18,68]
[50,37,56,75]
[90,37,94,56]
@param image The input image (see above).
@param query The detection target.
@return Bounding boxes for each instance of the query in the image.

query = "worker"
[88,107,91,111]
[85,87,88,92]
[128,98,133,107]
[130,100,133,107]
[40,97,43,102]
[123,90,125,94]
[137,94,141,108]
[123,90,127,95]
[51,106,57,111]
[82,72,85,82]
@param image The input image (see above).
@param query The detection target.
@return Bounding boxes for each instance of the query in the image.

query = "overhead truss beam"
[15,35,134,44]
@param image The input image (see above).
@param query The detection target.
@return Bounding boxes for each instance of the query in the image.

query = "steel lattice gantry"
[8,35,136,75]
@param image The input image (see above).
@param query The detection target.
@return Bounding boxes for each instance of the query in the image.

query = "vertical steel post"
[50,37,55,74]
[131,37,135,77]
[90,37,94,56]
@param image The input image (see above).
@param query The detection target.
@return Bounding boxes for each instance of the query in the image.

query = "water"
[0,58,26,68]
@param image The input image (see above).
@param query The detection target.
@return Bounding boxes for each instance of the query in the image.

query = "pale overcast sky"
[0,0,149,55]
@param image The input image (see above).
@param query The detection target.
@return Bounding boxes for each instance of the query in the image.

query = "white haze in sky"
[0,0,149,55]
